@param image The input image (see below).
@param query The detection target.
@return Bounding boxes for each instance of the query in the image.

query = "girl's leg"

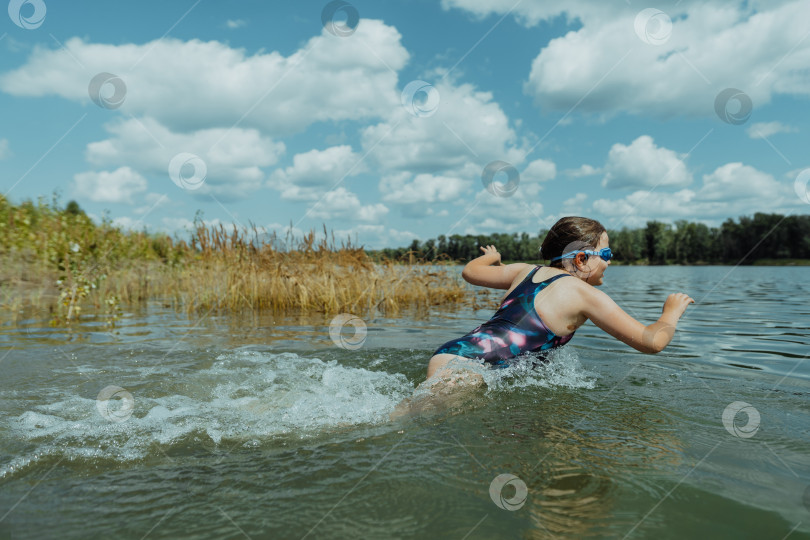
[426,353,459,379]
[390,354,485,421]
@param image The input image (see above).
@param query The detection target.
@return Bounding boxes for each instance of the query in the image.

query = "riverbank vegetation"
[3,195,808,326]
[0,195,467,325]
[369,213,810,266]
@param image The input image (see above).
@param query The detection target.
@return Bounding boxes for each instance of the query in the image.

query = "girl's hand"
[662,293,695,319]
[479,245,502,266]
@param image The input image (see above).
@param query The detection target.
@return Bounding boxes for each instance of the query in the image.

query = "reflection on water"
[0,266,809,539]
[456,386,688,538]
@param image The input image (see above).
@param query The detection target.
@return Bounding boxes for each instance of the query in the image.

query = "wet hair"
[540,216,607,268]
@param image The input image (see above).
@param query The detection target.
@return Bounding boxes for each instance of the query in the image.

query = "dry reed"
[0,196,469,325]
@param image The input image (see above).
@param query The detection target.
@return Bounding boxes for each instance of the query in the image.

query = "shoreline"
[3,256,807,326]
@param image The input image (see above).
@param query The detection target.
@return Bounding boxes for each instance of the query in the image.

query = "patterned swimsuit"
[433,266,575,368]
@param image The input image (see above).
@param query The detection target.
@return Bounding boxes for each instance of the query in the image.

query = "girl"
[426,216,695,380]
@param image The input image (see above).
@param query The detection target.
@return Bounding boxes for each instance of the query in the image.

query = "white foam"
[482,347,597,391]
[2,349,596,477]
[395,348,597,419]
[3,351,413,474]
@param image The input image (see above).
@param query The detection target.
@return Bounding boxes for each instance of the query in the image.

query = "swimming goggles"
[550,247,613,262]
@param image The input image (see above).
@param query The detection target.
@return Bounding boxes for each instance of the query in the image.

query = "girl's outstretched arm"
[579,286,694,353]
[461,245,532,290]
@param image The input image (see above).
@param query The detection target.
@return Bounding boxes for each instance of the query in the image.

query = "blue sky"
[1,0,809,249]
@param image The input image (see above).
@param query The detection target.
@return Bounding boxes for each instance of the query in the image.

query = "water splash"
[2,349,597,478]
[482,347,598,392]
[389,347,597,420]
[2,351,412,476]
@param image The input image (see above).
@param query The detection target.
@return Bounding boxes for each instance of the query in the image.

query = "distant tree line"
[367,213,810,264]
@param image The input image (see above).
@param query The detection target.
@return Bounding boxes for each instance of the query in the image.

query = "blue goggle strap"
[550,248,610,262]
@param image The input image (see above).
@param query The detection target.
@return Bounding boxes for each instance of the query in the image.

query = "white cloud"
[361,80,523,174]
[387,228,420,246]
[380,172,472,206]
[440,0,620,27]
[86,117,284,198]
[161,217,195,233]
[746,121,797,139]
[306,187,389,222]
[2,35,29,54]
[178,218,247,234]
[259,222,310,248]
[0,138,10,159]
[226,19,246,29]
[357,203,390,222]
[465,189,547,233]
[267,145,365,201]
[562,193,588,214]
[592,161,798,227]
[602,135,692,190]
[520,158,556,196]
[260,222,399,250]
[0,16,537,234]
[697,162,784,201]
[785,168,810,181]
[0,19,409,135]
[73,166,148,203]
[112,216,144,231]
[134,192,171,215]
[442,0,799,27]
[515,1,810,118]
[265,222,305,237]
[593,189,701,228]
[392,165,553,234]
[145,192,167,204]
[523,158,556,181]
[333,224,419,249]
[565,164,600,177]
[464,217,506,234]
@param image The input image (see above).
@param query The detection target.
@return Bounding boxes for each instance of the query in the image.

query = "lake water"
[1,266,809,539]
